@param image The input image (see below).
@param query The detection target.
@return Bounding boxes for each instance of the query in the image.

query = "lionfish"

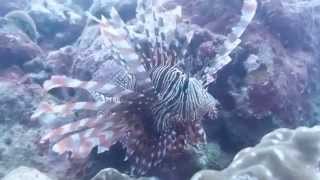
[31,0,257,176]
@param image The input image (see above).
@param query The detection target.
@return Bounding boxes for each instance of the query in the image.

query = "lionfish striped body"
[32,0,257,176]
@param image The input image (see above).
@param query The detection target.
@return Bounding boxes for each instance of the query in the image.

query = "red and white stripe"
[40,116,103,143]
[32,101,107,119]
[49,118,128,158]
[43,75,133,97]
[98,15,153,88]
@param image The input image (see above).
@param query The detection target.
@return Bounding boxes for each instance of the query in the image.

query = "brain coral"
[192,126,320,180]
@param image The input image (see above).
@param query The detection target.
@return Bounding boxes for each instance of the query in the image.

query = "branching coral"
[192,125,320,180]
[31,0,257,176]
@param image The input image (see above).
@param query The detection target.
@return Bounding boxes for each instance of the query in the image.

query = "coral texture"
[5,10,39,42]
[91,168,158,180]
[192,125,320,180]
[2,167,54,180]
[0,32,42,68]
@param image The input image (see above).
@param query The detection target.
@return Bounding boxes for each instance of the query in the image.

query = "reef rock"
[4,10,39,42]
[46,46,76,75]
[71,23,115,80]
[232,25,313,127]
[0,68,73,179]
[206,27,316,155]
[89,0,137,22]
[0,68,43,177]
[188,0,320,152]
[91,168,158,180]
[2,167,53,180]
[0,0,29,16]
[0,31,42,69]
[260,0,320,49]
[28,0,86,48]
[71,0,94,10]
[192,125,320,180]
[165,0,241,34]
[0,67,42,124]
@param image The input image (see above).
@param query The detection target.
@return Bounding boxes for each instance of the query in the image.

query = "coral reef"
[5,10,39,42]
[0,0,29,16]
[28,0,86,48]
[45,46,76,75]
[2,166,54,180]
[191,125,320,180]
[91,168,158,180]
[0,69,52,178]
[171,0,320,152]
[89,0,137,21]
[0,32,42,68]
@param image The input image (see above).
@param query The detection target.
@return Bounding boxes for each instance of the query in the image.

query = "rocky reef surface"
[192,125,320,180]
[0,0,320,180]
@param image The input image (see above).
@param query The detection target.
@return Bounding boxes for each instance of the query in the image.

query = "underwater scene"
[0,0,320,179]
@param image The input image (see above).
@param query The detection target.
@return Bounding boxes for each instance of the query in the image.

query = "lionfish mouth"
[31,0,257,176]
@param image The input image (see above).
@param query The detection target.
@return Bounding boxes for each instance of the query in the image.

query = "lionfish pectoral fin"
[109,7,126,28]
[32,101,109,119]
[45,116,124,158]
[51,131,114,158]
[31,102,54,120]
[43,75,134,97]
[40,116,103,144]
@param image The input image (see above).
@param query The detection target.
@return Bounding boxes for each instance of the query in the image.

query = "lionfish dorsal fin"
[85,11,101,23]
[86,11,152,89]
[204,0,257,86]
[89,10,154,92]
[136,0,153,17]
[135,0,184,69]
[229,0,258,41]
[100,14,108,25]
[109,7,126,28]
